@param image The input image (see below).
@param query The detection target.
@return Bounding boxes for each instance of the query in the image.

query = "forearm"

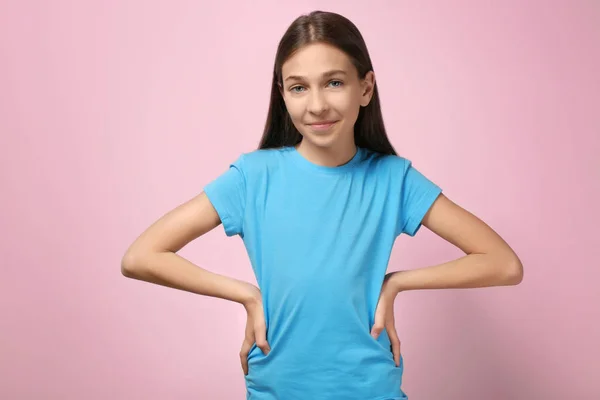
[121,251,260,306]
[389,252,523,292]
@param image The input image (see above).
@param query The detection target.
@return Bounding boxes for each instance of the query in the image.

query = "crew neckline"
[289,145,364,174]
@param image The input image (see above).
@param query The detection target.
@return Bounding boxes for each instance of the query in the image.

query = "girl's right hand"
[240,291,270,375]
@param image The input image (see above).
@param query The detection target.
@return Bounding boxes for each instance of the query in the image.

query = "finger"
[240,340,252,375]
[388,328,401,367]
[254,322,271,355]
[386,316,401,367]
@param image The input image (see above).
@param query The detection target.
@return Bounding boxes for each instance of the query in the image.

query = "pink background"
[1,1,599,399]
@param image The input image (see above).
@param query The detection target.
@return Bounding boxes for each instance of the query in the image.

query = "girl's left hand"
[370,272,401,367]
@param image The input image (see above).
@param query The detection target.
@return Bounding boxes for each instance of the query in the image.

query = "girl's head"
[259,10,397,156]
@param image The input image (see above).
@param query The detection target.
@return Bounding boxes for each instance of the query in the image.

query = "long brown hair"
[258,10,397,156]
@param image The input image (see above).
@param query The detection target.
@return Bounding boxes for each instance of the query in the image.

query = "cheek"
[283,98,303,121]
[330,92,361,118]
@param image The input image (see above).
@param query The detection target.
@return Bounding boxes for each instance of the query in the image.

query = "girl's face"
[280,42,374,150]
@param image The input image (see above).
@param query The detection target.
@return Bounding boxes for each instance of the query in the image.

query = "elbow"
[121,250,145,278]
[502,255,524,286]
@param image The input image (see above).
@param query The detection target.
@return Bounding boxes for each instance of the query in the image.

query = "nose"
[307,89,328,115]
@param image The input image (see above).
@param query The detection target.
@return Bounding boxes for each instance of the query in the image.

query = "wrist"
[386,270,407,293]
[240,283,262,308]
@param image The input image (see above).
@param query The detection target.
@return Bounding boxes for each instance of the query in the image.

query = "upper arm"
[122,192,222,267]
[122,154,247,268]
[422,194,520,261]
[397,159,443,236]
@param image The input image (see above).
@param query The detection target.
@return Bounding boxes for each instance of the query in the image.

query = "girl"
[121,10,523,400]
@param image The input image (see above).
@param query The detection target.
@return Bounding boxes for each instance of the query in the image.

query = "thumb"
[370,309,385,339]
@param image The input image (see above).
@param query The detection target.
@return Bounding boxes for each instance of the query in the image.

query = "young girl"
[121,10,523,400]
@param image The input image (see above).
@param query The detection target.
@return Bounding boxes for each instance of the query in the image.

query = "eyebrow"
[284,69,347,83]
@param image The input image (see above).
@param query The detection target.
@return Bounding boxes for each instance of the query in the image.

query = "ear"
[278,81,284,97]
[360,71,375,107]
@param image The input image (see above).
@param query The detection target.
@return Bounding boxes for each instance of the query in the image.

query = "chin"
[300,132,339,149]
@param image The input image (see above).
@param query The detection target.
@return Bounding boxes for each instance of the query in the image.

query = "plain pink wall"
[1,1,598,399]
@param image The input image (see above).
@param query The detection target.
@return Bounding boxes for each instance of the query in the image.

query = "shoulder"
[232,146,292,175]
[360,148,411,174]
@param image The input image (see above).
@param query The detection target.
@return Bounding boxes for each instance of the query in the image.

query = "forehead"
[281,42,355,78]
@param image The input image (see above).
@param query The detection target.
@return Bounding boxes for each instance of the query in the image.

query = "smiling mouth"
[307,121,338,131]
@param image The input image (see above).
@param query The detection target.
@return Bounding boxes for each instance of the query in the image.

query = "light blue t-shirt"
[204,145,442,400]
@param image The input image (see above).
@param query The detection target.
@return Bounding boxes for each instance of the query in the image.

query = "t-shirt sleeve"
[203,154,247,237]
[398,159,443,237]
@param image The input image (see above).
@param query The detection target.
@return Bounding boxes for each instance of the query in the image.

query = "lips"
[307,120,338,131]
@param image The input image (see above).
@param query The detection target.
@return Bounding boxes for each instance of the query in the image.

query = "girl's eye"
[289,81,342,93]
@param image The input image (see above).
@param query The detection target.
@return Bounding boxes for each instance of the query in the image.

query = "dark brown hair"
[258,10,397,156]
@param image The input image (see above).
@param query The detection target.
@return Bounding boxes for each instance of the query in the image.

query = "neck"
[295,139,357,167]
